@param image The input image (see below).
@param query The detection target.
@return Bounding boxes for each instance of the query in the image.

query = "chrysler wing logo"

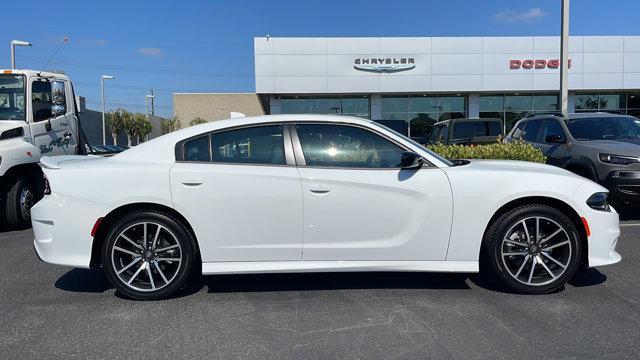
[354,57,415,73]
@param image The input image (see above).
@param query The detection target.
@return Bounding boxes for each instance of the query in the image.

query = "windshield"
[567,116,640,141]
[371,121,454,166]
[0,75,26,121]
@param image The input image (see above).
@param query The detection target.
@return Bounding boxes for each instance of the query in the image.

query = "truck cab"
[0,69,81,227]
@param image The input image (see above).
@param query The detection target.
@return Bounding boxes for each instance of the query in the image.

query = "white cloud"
[137,47,165,57]
[491,8,547,22]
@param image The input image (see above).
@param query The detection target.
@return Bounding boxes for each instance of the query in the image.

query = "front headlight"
[598,153,640,165]
[587,192,610,212]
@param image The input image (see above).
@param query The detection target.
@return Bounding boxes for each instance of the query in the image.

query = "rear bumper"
[585,205,621,267]
[31,192,106,268]
[604,170,640,206]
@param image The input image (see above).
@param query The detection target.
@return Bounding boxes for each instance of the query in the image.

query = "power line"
[2,53,254,78]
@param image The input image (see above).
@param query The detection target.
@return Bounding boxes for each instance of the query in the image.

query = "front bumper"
[604,170,640,206]
[31,192,106,268]
[585,205,621,267]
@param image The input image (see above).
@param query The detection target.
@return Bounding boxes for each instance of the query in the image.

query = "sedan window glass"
[183,135,211,162]
[541,120,565,143]
[510,122,525,140]
[296,124,405,168]
[212,125,285,165]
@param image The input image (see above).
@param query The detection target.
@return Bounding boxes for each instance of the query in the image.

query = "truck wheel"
[2,178,35,228]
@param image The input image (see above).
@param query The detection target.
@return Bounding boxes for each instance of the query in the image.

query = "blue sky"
[3,0,639,117]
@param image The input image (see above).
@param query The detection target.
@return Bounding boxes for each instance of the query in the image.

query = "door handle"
[181,179,203,187]
[308,184,330,194]
[63,132,71,139]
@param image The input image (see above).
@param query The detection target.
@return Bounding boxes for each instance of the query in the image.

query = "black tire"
[2,177,35,229]
[102,210,198,300]
[481,204,582,294]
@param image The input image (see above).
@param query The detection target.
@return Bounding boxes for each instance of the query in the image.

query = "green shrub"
[426,141,546,163]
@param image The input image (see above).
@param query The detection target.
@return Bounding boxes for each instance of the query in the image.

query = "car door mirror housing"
[400,151,423,169]
[545,135,566,144]
[52,104,65,117]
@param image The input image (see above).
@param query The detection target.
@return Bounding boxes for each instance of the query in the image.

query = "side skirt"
[201,260,478,275]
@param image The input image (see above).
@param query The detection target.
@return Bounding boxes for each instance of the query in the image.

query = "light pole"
[560,0,570,117]
[101,75,115,145]
[10,40,32,69]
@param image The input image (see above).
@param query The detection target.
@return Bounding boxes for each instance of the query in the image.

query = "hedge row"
[425,141,547,163]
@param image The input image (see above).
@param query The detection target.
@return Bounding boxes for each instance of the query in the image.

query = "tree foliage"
[105,108,128,145]
[162,115,182,134]
[189,117,207,126]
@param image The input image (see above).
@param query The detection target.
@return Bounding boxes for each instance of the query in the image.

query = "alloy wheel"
[111,222,183,292]
[19,187,34,221]
[501,216,572,286]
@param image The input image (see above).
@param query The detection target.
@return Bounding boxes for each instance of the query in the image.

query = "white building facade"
[255,36,640,136]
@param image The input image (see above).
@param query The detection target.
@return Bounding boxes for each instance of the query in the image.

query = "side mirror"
[545,134,566,144]
[45,120,52,132]
[400,151,423,169]
[52,104,65,117]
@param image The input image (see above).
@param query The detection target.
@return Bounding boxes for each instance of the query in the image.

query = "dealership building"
[174,36,640,136]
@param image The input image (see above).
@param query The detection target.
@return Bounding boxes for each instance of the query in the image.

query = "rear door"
[170,124,303,262]
[538,119,570,166]
[292,122,453,261]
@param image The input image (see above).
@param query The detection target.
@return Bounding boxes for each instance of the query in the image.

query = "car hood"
[456,159,584,179]
[574,139,640,156]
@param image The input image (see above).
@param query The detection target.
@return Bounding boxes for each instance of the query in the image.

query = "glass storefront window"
[505,94,533,112]
[382,96,409,114]
[574,93,599,111]
[341,96,370,118]
[409,113,437,139]
[479,95,504,112]
[628,92,640,110]
[410,96,437,113]
[599,92,625,110]
[281,97,310,114]
[533,95,559,111]
[309,97,341,114]
[438,96,465,113]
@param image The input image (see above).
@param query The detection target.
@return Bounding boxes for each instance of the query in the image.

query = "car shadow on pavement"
[617,207,640,221]
[54,267,607,300]
[203,272,472,294]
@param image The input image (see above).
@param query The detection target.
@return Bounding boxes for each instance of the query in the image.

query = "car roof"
[433,118,502,126]
[522,112,634,122]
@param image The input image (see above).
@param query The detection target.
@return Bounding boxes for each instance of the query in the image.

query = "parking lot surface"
[1,218,639,359]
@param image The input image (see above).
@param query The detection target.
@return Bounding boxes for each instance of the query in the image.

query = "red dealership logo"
[510,59,572,69]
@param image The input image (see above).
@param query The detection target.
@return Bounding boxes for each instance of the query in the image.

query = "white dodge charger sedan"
[32,115,621,300]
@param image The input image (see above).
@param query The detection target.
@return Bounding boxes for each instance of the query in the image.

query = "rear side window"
[522,120,542,142]
[511,122,526,140]
[451,121,501,140]
[211,125,285,165]
[183,135,211,162]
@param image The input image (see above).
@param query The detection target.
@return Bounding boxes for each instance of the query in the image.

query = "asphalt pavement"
[1,217,639,359]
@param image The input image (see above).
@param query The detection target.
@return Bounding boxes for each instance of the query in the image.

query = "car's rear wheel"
[482,204,582,294]
[102,211,197,300]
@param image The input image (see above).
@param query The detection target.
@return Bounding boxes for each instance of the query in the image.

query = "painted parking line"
[620,222,640,227]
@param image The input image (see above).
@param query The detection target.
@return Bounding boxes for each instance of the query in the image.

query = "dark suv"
[427,118,503,145]
[505,112,640,206]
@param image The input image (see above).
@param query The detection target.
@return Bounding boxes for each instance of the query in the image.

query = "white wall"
[255,36,640,94]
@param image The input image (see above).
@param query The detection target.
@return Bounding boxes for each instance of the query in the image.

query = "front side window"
[296,124,405,168]
[451,121,501,140]
[510,122,526,140]
[212,125,285,165]
[0,75,25,121]
[522,120,542,143]
[32,80,53,122]
[541,120,566,143]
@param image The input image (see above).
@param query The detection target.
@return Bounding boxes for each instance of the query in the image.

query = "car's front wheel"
[482,204,582,294]
[102,211,197,300]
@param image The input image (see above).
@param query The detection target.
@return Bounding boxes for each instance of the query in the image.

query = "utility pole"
[150,89,155,116]
[560,0,570,117]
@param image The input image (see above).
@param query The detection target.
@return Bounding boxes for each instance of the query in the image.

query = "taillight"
[43,175,51,195]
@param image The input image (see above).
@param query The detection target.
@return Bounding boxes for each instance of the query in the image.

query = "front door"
[292,123,453,261]
[30,79,77,156]
[170,124,303,262]
[537,119,570,167]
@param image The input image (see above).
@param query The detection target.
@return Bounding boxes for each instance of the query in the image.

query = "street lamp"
[10,40,32,69]
[560,0,570,117]
[101,75,115,145]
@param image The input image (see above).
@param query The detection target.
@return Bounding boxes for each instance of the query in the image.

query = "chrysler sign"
[510,58,572,69]
[354,57,415,73]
